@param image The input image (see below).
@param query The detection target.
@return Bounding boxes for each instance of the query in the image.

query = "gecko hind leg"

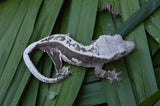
[54,65,73,79]
[94,66,122,84]
[43,47,73,83]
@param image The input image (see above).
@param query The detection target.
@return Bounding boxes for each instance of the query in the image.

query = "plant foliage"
[0,0,160,105]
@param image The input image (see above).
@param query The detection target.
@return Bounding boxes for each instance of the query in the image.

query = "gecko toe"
[110,79,114,84]
[116,77,122,82]
[112,68,117,73]
[67,65,71,69]
[68,70,73,75]
[117,71,122,75]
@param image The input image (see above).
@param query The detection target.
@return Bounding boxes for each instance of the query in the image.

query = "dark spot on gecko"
[88,47,95,52]
[121,51,126,55]
[66,40,70,44]
[41,38,49,42]
[75,45,81,51]
[79,47,87,52]
[41,36,66,42]
[55,36,66,41]
[54,36,61,40]
[41,36,55,42]
[71,43,76,47]
[67,32,72,37]
[60,36,66,41]
[66,40,72,47]
[41,39,46,42]
[48,36,55,40]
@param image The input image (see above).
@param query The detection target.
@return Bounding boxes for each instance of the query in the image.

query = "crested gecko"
[23,33,135,83]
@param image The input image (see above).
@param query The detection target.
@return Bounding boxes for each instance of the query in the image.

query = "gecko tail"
[23,41,63,83]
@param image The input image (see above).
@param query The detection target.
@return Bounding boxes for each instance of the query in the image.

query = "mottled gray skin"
[24,33,135,83]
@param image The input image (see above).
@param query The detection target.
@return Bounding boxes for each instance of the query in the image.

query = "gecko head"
[113,34,135,54]
[93,34,135,58]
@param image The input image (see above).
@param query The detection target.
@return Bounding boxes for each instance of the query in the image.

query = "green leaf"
[153,51,160,66]
[94,10,136,106]
[138,88,160,106]
[20,55,52,106]
[0,0,64,105]
[0,0,42,104]
[36,56,53,106]
[0,0,30,75]
[143,6,160,44]
[75,4,136,105]
[42,1,98,106]
[154,67,160,88]
[145,18,160,44]
[98,0,121,15]
[147,34,159,56]
[114,0,160,37]
[74,0,160,105]
[74,82,107,106]
[83,69,100,84]
[0,0,21,39]
[20,78,40,106]
[0,0,160,105]
[119,0,158,103]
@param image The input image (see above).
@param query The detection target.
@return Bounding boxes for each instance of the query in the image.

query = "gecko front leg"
[94,64,122,83]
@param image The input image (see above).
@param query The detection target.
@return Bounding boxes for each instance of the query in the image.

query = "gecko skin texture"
[23,33,135,83]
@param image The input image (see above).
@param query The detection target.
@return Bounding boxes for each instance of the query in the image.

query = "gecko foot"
[107,68,122,84]
[54,65,73,78]
[59,65,71,73]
